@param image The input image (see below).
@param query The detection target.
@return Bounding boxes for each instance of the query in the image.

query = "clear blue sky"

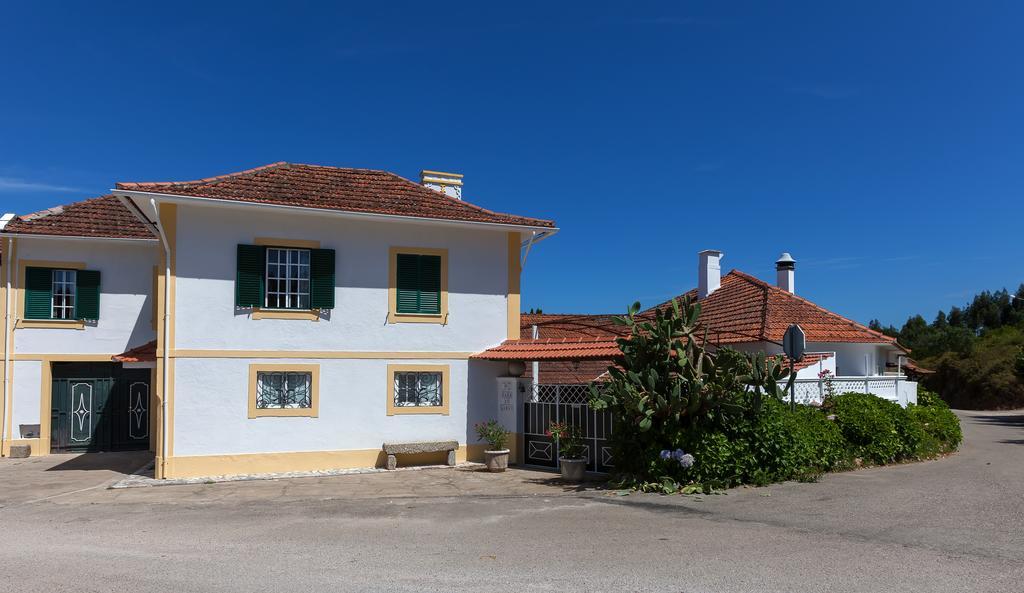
[2,2,1022,326]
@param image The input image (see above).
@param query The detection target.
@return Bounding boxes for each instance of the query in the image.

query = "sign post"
[783,324,806,411]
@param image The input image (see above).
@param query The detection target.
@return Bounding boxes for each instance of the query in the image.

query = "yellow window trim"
[15,259,88,330]
[386,363,450,416]
[248,363,320,418]
[251,309,320,321]
[387,246,449,325]
[254,237,321,249]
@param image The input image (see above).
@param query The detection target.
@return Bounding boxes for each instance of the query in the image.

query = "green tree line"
[869,285,1024,409]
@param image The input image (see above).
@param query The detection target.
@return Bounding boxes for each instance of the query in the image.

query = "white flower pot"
[559,457,587,482]
[484,450,510,472]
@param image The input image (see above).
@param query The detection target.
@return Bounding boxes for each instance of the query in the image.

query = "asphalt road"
[1,409,1022,593]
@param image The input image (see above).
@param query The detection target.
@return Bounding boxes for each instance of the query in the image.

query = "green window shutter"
[418,255,442,314]
[309,249,335,309]
[236,244,266,308]
[24,267,53,320]
[75,270,101,320]
[395,253,442,315]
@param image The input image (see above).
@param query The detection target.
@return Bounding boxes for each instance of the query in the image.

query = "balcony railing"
[791,376,918,407]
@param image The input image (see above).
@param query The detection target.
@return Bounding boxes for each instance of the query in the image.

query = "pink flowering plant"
[547,422,587,460]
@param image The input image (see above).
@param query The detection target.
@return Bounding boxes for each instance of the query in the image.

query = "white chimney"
[0,213,14,230]
[420,170,463,200]
[776,252,796,293]
[698,250,723,299]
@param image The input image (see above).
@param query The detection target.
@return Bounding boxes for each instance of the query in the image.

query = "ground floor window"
[248,364,320,418]
[386,364,450,416]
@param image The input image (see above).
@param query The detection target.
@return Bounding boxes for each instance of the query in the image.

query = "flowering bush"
[659,448,695,468]
[474,420,509,451]
[547,422,586,460]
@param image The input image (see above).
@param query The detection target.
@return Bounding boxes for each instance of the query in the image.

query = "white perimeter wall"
[173,357,506,456]
[11,360,42,430]
[173,203,511,352]
[13,238,157,355]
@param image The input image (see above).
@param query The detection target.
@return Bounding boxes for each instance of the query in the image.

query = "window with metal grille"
[51,269,77,320]
[255,371,312,409]
[393,372,443,407]
[265,248,310,309]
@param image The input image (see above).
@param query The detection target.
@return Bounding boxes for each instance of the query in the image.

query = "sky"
[1,1,1022,326]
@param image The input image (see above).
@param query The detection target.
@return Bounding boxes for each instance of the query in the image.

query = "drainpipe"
[1,236,12,455]
[149,199,171,477]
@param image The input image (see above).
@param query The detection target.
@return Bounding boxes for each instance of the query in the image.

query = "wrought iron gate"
[522,384,613,473]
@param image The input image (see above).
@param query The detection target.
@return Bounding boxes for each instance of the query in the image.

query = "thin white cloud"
[0,177,82,193]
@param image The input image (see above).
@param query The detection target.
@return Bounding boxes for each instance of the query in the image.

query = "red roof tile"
[112,340,157,363]
[650,271,904,349]
[117,162,555,229]
[470,338,621,361]
[3,195,155,240]
[524,360,615,384]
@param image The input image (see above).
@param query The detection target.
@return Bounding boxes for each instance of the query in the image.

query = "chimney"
[776,252,796,293]
[0,213,14,230]
[420,170,463,200]
[698,250,723,299]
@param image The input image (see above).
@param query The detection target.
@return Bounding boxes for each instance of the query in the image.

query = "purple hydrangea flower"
[672,448,685,460]
[678,454,695,469]
[660,449,672,460]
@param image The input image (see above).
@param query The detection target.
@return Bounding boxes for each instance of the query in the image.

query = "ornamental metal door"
[50,363,150,452]
[522,384,614,473]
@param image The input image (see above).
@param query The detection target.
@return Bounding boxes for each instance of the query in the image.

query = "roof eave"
[112,189,559,235]
[0,231,158,243]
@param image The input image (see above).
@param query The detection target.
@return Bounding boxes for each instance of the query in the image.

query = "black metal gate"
[522,384,613,473]
[50,362,151,453]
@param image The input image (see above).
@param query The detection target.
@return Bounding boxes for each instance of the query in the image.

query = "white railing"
[791,376,918,407]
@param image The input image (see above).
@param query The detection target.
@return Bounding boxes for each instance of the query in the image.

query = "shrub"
[831,393,911,464]
[907,404,962,454]
[474,420,509,451]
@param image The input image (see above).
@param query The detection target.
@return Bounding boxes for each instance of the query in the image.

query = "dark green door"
[51,363,150,452]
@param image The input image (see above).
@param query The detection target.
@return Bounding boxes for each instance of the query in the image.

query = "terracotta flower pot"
[559,457,587,482]
[484,450,510,472]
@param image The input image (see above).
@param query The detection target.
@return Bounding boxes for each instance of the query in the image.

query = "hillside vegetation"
[870,286,1024,409]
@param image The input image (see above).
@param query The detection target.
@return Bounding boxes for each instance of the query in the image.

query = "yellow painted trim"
[248,363,320,418]
[36,361,51,455]
[420,170,464,179]
[252,309,320,321]
[254,237,322,249]
[2,238,15,454]
[1,438,43,457]
[387,246,449,325]
[154,202,177,477]
[507,232,521,340]
[13,353,123,362]
[151,265,158,331]
[15,259,87,328]
[162,444,481,478]
[386,363,451,416]
[16,319,85,330]
[173,349,473,360]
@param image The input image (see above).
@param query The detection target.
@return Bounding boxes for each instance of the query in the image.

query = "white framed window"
[265,248,310,309]
[394,371,443,408]
[51,269,77,320]
[255,371,313,410]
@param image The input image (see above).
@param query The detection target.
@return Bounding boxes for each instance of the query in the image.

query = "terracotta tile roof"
[520,313,630,339]
[112,340,157,363]
[779,352,835,372]
[116,162,555,229]
[470,337,621,361]
[650,271,904,349]
[524,360,615,384]
[3,195,155,240]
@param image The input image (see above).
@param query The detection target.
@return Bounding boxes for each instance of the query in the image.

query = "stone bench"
[383,440,459,470]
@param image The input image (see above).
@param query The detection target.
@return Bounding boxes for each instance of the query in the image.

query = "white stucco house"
[0,162,555,478]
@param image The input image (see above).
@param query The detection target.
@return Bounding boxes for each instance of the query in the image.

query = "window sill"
[16,319,86,330]
[249,408,318,418]
[386,406,449,416]
[252,309,320,321]
[387,312,447,325]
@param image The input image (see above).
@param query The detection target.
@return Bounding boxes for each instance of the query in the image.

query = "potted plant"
[475,420,510,472]
[548,421,587,481]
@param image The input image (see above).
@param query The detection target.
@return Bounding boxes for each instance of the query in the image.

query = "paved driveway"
[1,410,1021,593]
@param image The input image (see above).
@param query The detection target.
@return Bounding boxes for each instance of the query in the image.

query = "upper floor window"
[24,266,101,321]
[265,248,310,310]
[388,247,448,323]
[236,244,335,311]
